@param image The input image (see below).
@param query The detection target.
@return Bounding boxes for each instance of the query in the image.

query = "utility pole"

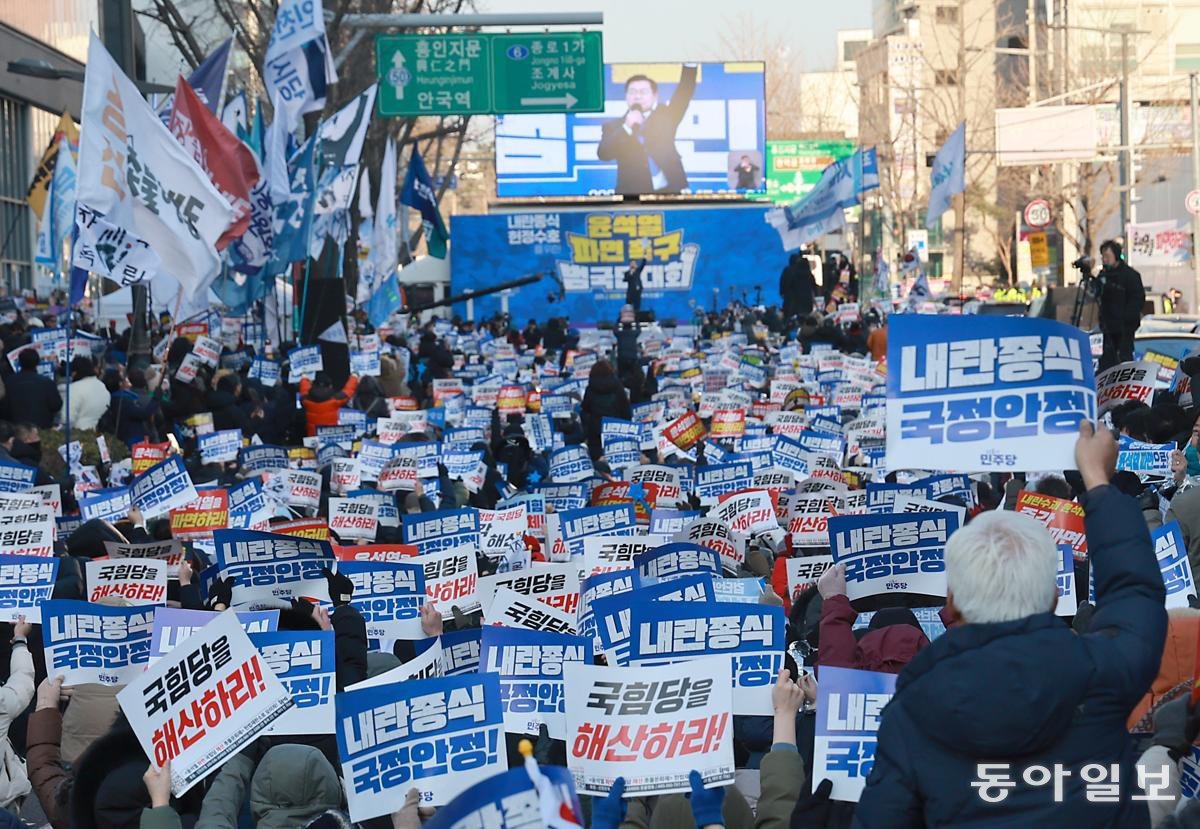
[954,0,967,294]
[100,0,151,368]
[1118,30,1134,234]
[1190,72,1199,311]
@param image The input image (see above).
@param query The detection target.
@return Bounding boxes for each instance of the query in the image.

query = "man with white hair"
[855,422,1168,827]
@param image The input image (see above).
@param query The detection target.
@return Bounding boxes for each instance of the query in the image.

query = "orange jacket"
[299,375,359,436]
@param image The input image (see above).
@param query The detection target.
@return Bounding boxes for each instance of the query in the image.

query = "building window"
[936,5,959,25]
[0,97,32,293]
[935,69,958,86]
[843,40,868,62]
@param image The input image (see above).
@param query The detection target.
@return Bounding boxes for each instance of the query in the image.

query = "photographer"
[1096,239,1146,370]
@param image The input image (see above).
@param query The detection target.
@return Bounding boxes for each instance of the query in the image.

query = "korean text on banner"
[886,316,1095,472]
[118,612,294,794]
[250,629,336,735]
[479,626,593,739]
[42,600,154,686]
[335,673,505,818]
[828,511,961,610]
[0,556,58,623]
[625,602,785,716]
[564,657,734,797]
[812,666,897,802]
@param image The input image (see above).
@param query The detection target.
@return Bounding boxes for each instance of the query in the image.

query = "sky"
[479,0,874,72]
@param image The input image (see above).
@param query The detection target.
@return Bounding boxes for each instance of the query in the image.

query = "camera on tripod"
[1072,256,1095,272]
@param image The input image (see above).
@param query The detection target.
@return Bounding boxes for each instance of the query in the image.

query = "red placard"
[664,411,707,450]
[271,518,329,541]
[131,441,171,475]
[334,543,420,563]
[168,490,229,540]
[1015,490,1087,560]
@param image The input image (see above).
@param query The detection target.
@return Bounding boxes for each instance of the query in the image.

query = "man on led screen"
[597,65,697,195]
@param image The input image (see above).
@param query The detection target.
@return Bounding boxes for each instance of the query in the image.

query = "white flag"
[370,137,399,286]
[264,0,336,134]
[77,34,234,300]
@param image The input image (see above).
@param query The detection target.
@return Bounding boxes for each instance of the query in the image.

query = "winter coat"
[204,388,252,435]
[140,743,343,829]
[854,484,1168,828]
[756,744,806,829]
[1126,608,1200,733]
[0,644,34,810]
[109,389,159,446]
[28,709,152,829]
[299,376,359,437]
[818,594,930,674]
[67,376,110,431]
[1098,261,1145,334]
[4,368,61,428]
[581,373,631,458]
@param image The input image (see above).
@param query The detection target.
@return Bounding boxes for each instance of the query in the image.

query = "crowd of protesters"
[0,281,1190,829]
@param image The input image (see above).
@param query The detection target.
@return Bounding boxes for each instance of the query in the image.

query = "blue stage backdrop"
[449,205,781,324]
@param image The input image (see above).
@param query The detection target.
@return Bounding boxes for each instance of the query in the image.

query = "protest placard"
[828,511,961,610]
[149,607,279,658]
[663,411,707,450]
[1117,436,1174,479]
[87,559,168,605]
[288,344,323,382]
[711,489,778,538]
[168,490,229,540]
[1054,545,1078,618]
[786,555,836,604]
[198,429,242,464]
[581,535,664,578]
[133,454,198,519]
[337,560,426,641]
[549,445,593,483]
[251,630,336,735]
[626,602,784,715]
[417,546,480,619]
[484,587,577,635]
[240,444,290,474]
[1095,360,1156,413]
[403,508,480,555]
[812,666,897,801]
[477,563,581,618]
[118,612,294,794]
[694,462,754,506]
[1154,521,1196,609]
[213,529,334,607]
[886,315,1095,471]
[42,600,154,685]
[591,574,713,665]
[79,486,134,522]
[336,673,505,816]
[1015,490,1087,560]
[329,497,379,542]
[480,626,592,739]
[0,556,58,622]
[0,505,54,557]
[674,518,744,573]
[633,542,722,583]
[560,505,638,560]
[105,539,186,578]
[564,657,734,797]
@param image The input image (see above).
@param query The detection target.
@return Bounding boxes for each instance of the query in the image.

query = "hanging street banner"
[376,31,604,117]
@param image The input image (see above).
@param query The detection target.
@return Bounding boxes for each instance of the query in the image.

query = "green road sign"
[375,31,604,117]
[490,31,604,114]
[376,34,493,116]
[762,139,856,204]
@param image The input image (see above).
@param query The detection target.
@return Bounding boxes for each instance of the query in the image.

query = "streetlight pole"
[1118,31,1134,233]
[1190,72,1200,312]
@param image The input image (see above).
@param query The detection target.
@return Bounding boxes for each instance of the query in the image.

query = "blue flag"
[188,38,232,113]
[926,121,965,229]
[400,149,449,258]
